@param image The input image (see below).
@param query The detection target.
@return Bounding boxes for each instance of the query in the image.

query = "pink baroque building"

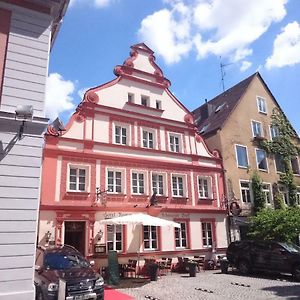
[38,43,228,269]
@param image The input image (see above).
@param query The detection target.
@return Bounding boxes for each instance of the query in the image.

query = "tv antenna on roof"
[220,56,233,92]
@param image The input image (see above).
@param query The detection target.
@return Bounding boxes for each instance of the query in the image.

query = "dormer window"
[215,103,225,113]
[257,96,267,114]
[199,124,210,134]
[141,95,149,107]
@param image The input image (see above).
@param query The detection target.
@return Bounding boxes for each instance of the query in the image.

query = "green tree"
[259,108,300,207]
[251,171,265,214]
[248,207,300,242]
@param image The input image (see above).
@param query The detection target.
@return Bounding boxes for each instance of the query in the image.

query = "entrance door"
[64,221,86,255]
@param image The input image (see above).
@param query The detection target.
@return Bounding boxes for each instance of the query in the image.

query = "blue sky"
[46,0,300,134]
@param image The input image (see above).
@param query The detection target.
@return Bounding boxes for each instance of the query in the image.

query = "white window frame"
[171,174,187,197]
[127,92,134,103]
[262,183,272,205]
[201,222,213,248]
[175,222,187,249]
[291,157,300,175]
[67,164,90,193]
[269,125,279,140]
[169,133,181,153]
[198,176,212,199]
[239,180,252,203]
[156,100,162,110]
[151,172,167,196]
[255,148,268,172]
[142,128,155,149]
[141,95,150,107]
[143,225,158,250]
[114,123,130,146]
[251,120,263,137]
[106,168,125,194]
[131,171,147,195]
[274,154,285,173]
[107,224,123,252]
[257,96,267,114]
[235,144,249,169]
[279,185,289,206]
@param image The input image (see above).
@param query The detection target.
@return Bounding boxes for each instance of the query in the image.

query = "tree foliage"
[259,108,300,207]
[251,171,265,214]
[248,207,300,242]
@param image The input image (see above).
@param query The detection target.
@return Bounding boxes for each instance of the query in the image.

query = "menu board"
[107,250,120,285]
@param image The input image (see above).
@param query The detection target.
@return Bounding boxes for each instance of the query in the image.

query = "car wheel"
[36,289,44,300]
[238,260,250,275]
[293,265,300,282]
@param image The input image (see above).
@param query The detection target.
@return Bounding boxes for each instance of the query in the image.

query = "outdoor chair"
[194,255,205,272]
[163,258,173,275]
[123,259,137,278]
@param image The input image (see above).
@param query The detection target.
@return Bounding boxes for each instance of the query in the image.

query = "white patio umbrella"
[100,213,180,274]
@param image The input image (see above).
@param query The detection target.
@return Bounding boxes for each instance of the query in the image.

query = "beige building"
[193,72,300,241]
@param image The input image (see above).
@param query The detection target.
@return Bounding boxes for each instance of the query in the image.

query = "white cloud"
[138,3,192,64]
[45,73,75,121]
[77,87,89,99]
[240,61,252,72]
[70,0,113,8]
[265,21,300,69]
[138,0,288,64]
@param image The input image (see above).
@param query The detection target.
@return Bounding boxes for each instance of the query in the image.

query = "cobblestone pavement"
[115,270,300,300]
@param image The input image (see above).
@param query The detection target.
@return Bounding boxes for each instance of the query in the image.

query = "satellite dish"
[52,117,66,131]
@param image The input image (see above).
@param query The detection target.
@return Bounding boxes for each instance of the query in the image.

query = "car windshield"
[280,242,300,253]
[44,253,90,270]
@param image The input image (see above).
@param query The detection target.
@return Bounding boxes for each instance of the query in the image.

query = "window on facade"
[262,183,272,204]
[175,222,187,248]
[172,175,184,197]
[275,154,285,173]
[198,176,212,199]
[142,130,154,149]
[107,170,122,193]
[291,157,300,175]
[170,134,180,152]
[152,174,164,196]
[132,172,145,194]
[256,149,268,171]
[143,225,157,250]
[252,121,263,137]
[69,167,86,192]
[270,125,279,140]
[235,145,248,168]
[202,222,213,247]
[107,225,122,252]
[127,93,134,103]
[240,181,251,203]
[115,125,127,145]
[156,100,162,110]
[279,185,289,205]
[257,96,267,114]
[297,187,300,206]
[141,96,149,107]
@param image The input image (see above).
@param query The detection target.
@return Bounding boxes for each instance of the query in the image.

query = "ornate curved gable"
[114,43,171,88]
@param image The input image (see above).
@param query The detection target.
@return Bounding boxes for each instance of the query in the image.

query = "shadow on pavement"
[262,285,300,299]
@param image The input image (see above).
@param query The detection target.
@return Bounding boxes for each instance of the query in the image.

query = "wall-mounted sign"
[94,244,106,254]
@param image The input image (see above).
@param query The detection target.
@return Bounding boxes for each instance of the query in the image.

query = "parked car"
[34,244,104,300]
[226,240,300,281]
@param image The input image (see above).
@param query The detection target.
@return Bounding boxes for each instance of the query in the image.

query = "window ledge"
[66,191,89,195]
[198,198,214,202]
[126,101,164,113]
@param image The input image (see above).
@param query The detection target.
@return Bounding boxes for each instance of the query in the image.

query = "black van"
[226,240,300,281]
